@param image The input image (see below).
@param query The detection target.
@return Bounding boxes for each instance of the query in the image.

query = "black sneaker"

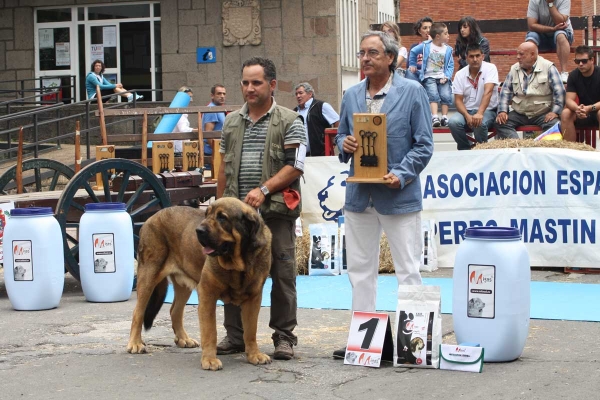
[441,116,449,127]
[432,116,441,127]
[216,336,245,355]
[333,347,346,359]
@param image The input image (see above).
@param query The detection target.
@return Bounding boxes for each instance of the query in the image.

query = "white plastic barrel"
[453,226,530,362]
[2,207,64,310]
[79,202,134,302]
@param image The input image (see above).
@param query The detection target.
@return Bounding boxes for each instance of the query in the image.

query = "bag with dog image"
[420,219,438,272]
[308,223,339,276]
[394,285,442,369]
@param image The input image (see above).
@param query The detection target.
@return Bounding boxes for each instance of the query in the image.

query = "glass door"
[85,23,120,100]
[35,11,77,103]
[119,21,152,101]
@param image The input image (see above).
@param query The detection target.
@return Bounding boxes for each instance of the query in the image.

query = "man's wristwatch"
[548,2,554,7]
[592,105,597,112]
[259,185,270,196]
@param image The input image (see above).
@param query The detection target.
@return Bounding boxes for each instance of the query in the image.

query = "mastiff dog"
[127,197,272,371]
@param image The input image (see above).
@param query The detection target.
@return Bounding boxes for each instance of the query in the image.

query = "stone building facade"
[0,0,383,111]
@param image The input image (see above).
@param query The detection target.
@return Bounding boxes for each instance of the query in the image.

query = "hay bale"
[295,227,311,275]
[295,228,396,275]
[474,138,596,152]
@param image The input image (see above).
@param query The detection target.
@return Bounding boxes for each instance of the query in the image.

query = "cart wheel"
[0,159,75,194]
[55,159,170,281]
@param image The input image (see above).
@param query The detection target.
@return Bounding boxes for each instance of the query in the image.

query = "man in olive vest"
[216,57,306,361]
[495,41,565,139]
[293,82,339,156]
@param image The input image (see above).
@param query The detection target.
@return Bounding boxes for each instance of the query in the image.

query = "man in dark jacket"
[293,83,339,156]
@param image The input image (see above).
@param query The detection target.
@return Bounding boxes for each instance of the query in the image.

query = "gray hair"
[294,82,314,95]
[360,30,399,72]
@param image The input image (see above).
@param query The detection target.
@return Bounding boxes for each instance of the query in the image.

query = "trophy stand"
[346,113,390,184]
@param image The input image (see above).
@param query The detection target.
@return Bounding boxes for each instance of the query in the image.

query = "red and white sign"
[344,311,389,368]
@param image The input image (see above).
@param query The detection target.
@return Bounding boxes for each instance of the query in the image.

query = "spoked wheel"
[55,159,171,281]
[0,159,75,194]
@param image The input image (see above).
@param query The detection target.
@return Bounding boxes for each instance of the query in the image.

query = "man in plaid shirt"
[495,42,565,139]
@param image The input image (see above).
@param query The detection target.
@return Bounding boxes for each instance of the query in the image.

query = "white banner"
[301,156,348,226]
[301,149,600,268]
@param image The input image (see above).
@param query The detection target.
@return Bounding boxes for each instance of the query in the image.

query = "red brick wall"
[399,0,592,79]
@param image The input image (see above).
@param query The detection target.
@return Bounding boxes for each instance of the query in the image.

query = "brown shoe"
[216,336,245,355]
[273,339,294,360]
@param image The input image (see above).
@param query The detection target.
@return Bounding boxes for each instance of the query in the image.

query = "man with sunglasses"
[560,45,600,141]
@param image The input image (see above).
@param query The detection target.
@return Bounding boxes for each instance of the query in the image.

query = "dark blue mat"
[164,275,600,322]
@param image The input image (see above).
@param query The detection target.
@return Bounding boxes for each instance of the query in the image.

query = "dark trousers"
[495,111,558,139]
[223,217,298,346]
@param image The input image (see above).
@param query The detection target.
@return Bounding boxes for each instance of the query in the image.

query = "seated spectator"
[454,16,491,70]
[408,22,454,127]
[526,0,573,83]
[495,42,565,139]
[405,16,433,82]
[381,21,408,75]
[561,45,600,141]
[449,43,499,150]
[171,86,198,154]
[85,59,142,103]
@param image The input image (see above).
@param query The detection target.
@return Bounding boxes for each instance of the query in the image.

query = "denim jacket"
[334,73,434,215]
[408,40,454,82]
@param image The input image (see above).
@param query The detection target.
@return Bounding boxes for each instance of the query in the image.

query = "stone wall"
[163,0,343,110]
[0,0,362,111]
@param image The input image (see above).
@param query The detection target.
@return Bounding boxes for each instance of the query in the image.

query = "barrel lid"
[85,202,127,211]
[11,207,53,216]
[465,227,521,239]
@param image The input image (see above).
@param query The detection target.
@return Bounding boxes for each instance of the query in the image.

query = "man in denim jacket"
[332,31,434,358]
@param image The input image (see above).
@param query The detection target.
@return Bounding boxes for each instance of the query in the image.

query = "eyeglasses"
[574,59,590,65]
[183,88,193,93]
[356,49,381,59]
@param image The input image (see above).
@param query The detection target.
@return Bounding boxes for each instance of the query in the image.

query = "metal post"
[33,113,39,158]
[132,92,137,134]
[85,101,91,159]
[56,93,61,149]
[20,80,24,101]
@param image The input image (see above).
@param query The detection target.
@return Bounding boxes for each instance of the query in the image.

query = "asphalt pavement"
[1,268,600,400]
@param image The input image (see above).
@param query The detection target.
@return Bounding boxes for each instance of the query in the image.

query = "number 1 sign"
[344,311,394,368]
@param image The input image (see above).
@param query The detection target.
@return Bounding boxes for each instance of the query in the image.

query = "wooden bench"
[324,125,597,156]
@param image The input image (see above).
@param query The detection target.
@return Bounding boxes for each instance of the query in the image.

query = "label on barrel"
[11,240,33,281]
[467,264,495,319]
[92,233,116,273]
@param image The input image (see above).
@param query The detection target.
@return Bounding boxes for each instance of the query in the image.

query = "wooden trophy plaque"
[94,144,115,190]
[346,113,390,183]
[182,140,200,171]
[152,141,175,174]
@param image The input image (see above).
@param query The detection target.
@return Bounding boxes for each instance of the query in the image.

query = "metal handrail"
[0,88,169,162]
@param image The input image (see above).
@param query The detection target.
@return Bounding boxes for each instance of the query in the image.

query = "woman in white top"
[381,21,408,76]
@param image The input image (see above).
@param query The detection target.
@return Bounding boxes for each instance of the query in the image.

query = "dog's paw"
[127,340,147,354]
[174,336,200,348]
[201,356,223,371]
[247,352,272,366]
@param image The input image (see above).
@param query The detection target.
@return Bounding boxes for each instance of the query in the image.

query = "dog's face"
[94,258,108,272]
[468,298,485,316]
[14,265,26,280]
[410,337,425,353]
[196,197,266,258]
[317,171,349,221]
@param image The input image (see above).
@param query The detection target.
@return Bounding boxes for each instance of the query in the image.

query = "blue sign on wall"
[197,47,216,63]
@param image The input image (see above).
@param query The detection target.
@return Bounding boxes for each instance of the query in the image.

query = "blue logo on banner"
[317,170,349,222]
[197,47,216,63]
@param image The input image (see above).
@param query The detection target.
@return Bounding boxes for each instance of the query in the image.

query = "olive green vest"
[509,56,555,118]
[221,103,302,220]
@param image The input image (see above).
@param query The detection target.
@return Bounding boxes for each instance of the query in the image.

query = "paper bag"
[308,223,339,276]
[439,344,484,373]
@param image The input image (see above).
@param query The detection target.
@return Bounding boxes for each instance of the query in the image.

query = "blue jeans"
[525,29,573,51]
[422,78,453,105]
[448,109,497,150]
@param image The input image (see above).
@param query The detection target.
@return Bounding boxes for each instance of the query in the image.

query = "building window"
[340,0,359,70]
[88,4,150,20]
[37,8,72,23]
[378,0,395,23]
